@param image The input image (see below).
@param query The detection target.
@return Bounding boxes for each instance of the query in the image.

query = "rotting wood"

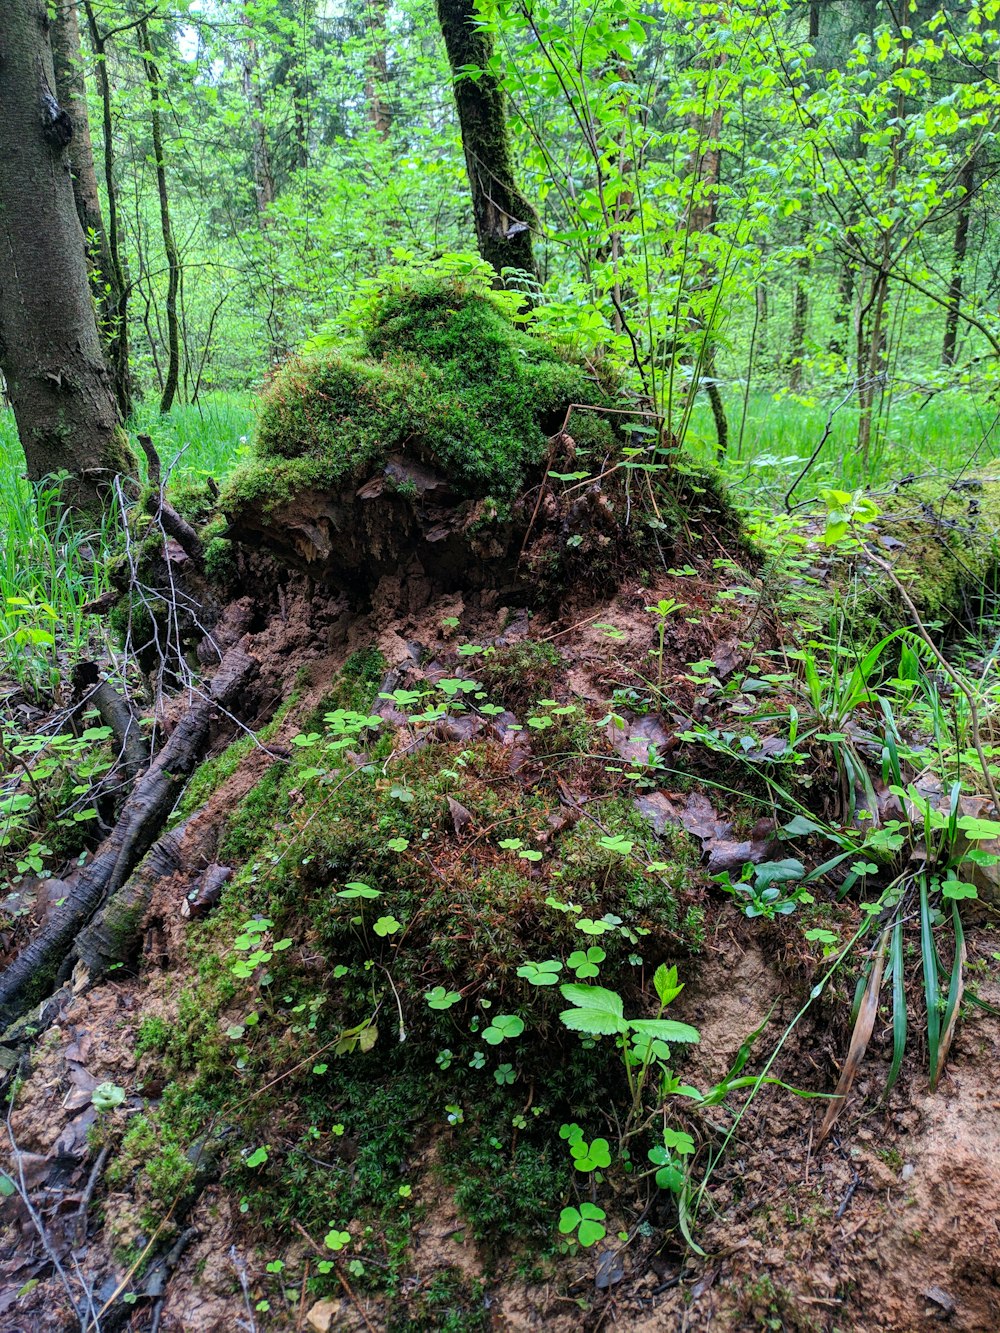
[0,646,257,1027]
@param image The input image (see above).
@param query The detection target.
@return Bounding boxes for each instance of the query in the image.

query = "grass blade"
[819,928,889,1142]
[918,875,940,1085]
[932,904,966,1090]
[885,914,907,1094]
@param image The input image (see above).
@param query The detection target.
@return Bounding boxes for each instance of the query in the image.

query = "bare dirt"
[2,547,999,1332]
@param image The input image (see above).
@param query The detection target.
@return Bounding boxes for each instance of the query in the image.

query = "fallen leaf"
[446,796,473,837]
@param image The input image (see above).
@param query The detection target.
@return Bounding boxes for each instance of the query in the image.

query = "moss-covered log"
[858,470,1000,628]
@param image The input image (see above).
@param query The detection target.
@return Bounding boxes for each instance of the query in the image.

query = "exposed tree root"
[73,815,191,981]
[0,646,257,1027]
[90,677,148,781]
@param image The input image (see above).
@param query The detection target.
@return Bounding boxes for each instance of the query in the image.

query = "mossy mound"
[220,279,620,592]
[873,470,1000,626]
[123,650,707,1299]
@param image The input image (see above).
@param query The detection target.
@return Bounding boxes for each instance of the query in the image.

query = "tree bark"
[942,154,975,369]
[0,0,134,511]
[52,0,134,422]
[364,0,392,139]
[435,0,537,282]
[81,1,134,422]
[241,2,276,221]
[139,18,181,415]
[788,218,810,392]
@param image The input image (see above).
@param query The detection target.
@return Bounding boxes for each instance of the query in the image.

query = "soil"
[2,515,999,1332]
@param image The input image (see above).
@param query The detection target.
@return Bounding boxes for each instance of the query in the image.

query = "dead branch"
[0,647,257,1027]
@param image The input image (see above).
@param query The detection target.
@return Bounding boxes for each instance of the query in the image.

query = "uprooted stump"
[220,278,650,595]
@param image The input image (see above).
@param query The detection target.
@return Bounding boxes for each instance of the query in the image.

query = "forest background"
[4,0,999,510]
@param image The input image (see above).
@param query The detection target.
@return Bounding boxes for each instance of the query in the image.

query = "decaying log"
[73,817,190,979]
[0,647,257,1026]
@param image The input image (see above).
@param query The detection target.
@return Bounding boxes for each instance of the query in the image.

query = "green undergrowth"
[173,689,302,824]
[122,650,708,1303]
[220,276,617,519]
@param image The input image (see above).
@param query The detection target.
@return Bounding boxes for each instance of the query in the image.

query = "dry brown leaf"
[819,929,889,1142]
[446,795,473,837]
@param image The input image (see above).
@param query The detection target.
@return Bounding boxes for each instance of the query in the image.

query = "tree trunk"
[0,0,134,511]
[241,3,276,222]
[139,18,181,415]
[53,0,133,422]
[685,85,727,457]
[435,0,537,282]
[942,154,975,369]
[789,219,810,392]
[365,0,392,139]
[83,2,134,422]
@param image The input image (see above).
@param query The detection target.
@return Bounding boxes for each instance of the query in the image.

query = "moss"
[135,1016,172,1058]
[875,470,1000,626]
[386,1269,489,1333]
[221,279,614,521]
[175,691,300,822]
[108,594,154,647]
[134,649,711,1288]
[475,640,563,710]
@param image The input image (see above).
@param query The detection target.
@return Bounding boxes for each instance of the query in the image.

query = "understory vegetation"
[3,0,1000,1329]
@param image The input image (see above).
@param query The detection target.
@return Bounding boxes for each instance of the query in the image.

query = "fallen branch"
[0,646,257,1027]
[138,433,204,565]
[90,678,148,782]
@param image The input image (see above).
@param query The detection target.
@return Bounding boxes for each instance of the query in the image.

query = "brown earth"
[1,538,998,1332]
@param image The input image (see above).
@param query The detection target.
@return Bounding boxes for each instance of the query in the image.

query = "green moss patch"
[130,649,708,1304]
[876,471,1000,626]
[223,280,609,521]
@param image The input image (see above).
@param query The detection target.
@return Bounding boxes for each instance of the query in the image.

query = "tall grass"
[0,416,121,700]
[0,394,255,702]
[686,387,1000,502]
[130,392,256,482]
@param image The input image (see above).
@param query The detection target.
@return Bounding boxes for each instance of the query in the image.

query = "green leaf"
[559,984,626,1036]
[337,883,381,899]
[576,1216,607,1246]
[482,1014,525,1044]
[246,1146,269,1168]
[941,878,977,900]
[91,1082,126,1112]
[630,1018,700,1044]
[653,963,683,1006]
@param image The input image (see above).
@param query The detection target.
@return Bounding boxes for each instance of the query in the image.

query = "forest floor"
[2,372,1000,1331]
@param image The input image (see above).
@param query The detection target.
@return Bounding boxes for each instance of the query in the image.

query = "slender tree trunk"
[139,19,181,415]
[53,0,133,422]
[942,154,975,369]
[0,0,134,510]
[686,84,727,457]
[789,212,811,392]
[364,0,392,139]
[435,0,537,282]
[241,3,276,222]
[83,1,134,422]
